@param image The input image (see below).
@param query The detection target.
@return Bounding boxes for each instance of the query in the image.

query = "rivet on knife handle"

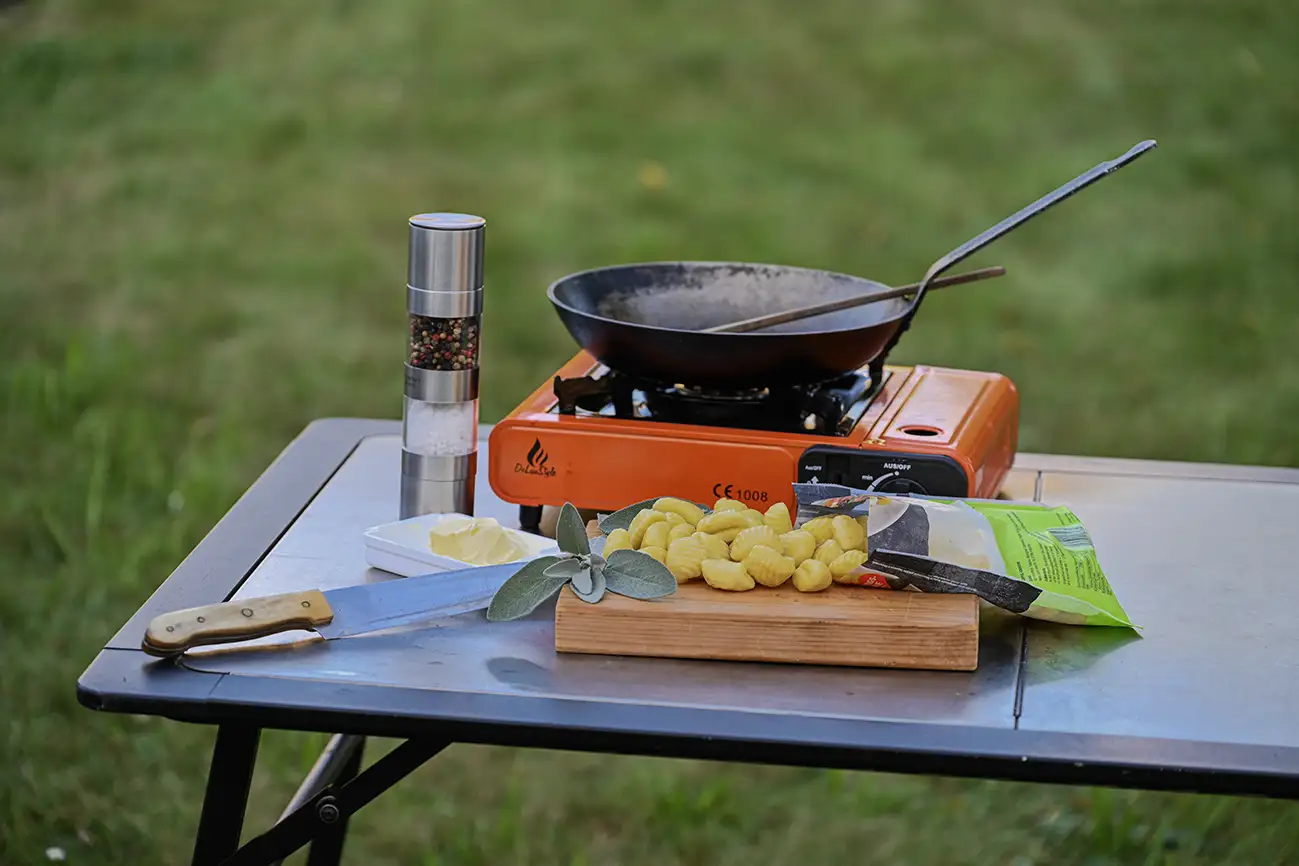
[141,590,334,658]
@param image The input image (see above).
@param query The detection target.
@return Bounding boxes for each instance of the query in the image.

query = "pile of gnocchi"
[603,497,868,593]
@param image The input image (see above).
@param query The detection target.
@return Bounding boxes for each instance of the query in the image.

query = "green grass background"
[3,0,1299,862]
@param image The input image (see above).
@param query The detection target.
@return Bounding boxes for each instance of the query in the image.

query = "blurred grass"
[2,0,1298,863]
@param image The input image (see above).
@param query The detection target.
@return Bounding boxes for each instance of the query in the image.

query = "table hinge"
[218,737,451,866]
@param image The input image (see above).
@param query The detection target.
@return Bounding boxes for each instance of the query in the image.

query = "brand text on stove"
[516,438,557,477]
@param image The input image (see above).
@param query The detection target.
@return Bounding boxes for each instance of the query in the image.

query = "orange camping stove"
[488,351,1018,530]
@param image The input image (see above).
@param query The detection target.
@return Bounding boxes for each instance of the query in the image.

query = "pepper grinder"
[400,212,485,518]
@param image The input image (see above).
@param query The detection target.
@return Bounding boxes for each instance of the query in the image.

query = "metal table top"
[78,419,1299,797]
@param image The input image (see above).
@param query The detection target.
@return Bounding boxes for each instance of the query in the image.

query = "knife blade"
[141,561,526,658]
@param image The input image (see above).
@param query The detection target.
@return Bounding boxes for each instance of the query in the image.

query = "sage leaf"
[542,557,582,580]
[604,549,678,599]
[555,503,591,556]
[486,556,568,621]
[572,565,607,604]
[571,565,593,595]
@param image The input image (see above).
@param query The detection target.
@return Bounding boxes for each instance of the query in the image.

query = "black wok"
[548,261,912,390]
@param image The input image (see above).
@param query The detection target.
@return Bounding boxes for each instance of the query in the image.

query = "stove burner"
[643,384,803,432]
[552,368,881,435]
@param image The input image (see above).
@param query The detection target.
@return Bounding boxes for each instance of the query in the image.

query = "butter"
[428,516,527,565]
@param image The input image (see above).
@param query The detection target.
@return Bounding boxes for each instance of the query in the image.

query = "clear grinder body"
[400,212,485,518]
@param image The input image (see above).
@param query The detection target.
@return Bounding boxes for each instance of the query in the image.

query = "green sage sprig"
[486,503,677,621]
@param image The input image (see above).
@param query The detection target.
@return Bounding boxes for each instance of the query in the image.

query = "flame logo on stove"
[526,438,549,469]
[515,438,557,477]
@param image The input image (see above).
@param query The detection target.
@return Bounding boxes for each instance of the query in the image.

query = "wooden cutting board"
[554,581,979,671]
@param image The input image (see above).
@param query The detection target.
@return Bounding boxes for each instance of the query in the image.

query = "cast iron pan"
[548,261,910,390]
[548,140,1157,391]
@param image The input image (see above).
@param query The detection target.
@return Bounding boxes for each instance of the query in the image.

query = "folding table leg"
[192,724,262,866]
[305,738,366,866]
[220,737,449,866]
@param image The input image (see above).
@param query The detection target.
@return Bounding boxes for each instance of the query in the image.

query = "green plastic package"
[793,484,1136,629]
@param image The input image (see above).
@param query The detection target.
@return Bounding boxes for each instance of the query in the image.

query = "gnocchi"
[693,531,731,561]
[800,515,835,544]
[831,514,865,551]
[779,530,817,565]
[829,549,870,581]
[627,508,667,548]
[640,545,668,564]
[743,545,795,587]
[814,538,845,566]
[605,496,865,598]
[763,501,794,535]
[792,558,832,592]
[603,528,632,554]
[640,520,672,551]
[653,497,704,525]
[702,559,755,591]
[665,535,708,583]
[667,522,696,545]
[697,510,748,535]
[729,525,782,561]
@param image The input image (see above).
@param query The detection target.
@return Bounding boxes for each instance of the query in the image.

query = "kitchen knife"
[141,561,526,658]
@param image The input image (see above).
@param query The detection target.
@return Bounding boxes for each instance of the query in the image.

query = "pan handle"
[874,140,1157,370]
[906,139,1157,318]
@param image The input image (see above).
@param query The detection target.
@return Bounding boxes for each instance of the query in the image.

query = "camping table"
[78,419,1299,866]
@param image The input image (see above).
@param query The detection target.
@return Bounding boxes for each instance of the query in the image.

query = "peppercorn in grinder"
[400,213,485,518]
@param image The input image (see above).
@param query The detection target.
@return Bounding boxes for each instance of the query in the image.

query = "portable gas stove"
[488,350,1018,533]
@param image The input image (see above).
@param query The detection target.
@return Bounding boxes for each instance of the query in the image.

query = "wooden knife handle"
[141,590,334,658]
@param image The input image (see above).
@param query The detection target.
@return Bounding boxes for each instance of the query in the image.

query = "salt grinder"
[400,213,485,518]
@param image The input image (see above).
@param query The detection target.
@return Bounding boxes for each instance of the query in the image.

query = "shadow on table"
[1020,619,1144,685]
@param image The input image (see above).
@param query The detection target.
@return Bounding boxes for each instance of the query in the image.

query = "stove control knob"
[875,476,927,495]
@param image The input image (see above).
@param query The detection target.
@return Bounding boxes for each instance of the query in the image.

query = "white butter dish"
[363,512,559,577]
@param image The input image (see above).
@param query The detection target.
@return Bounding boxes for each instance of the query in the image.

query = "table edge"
[76,643,1299,799]
[1012,451,1299,485]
